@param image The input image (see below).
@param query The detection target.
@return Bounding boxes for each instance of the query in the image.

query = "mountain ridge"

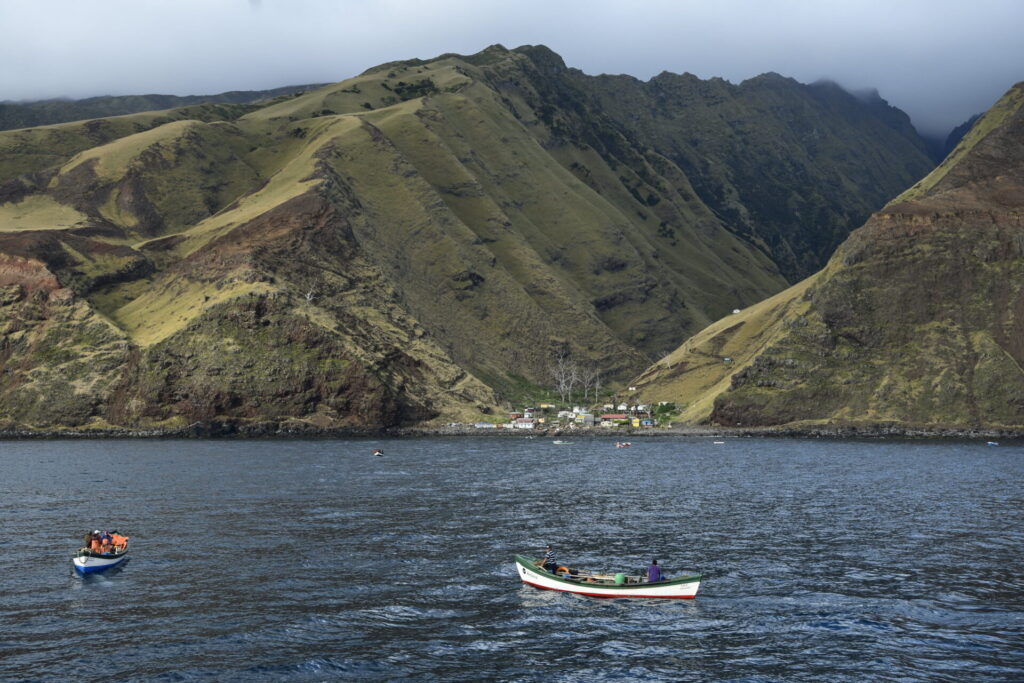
[0,84,328,132]
[0,45,942,431]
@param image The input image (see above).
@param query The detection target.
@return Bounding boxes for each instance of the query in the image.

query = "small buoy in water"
[373,449,384,456]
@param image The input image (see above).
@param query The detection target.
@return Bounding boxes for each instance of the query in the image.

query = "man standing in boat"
[535,545,557,573]
[647,558,664,582]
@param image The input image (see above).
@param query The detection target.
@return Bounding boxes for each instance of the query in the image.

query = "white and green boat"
[514,554,703,599]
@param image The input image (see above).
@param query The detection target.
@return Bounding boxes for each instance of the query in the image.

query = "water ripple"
[0,436,1022,680]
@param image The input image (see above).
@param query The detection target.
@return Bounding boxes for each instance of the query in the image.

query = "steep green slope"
[0,45,941,431]
[633,83,1024,430]
[558,64,934,281]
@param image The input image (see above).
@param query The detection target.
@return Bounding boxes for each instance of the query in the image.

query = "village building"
[600,413,628,427]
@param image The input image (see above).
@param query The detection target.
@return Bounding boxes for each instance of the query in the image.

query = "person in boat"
[88,530,103,553]
[535,545,557,573]
[96,531,114,554]
[647,558,664,583]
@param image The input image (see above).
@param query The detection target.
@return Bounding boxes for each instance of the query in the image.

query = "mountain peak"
[512,44,568,72]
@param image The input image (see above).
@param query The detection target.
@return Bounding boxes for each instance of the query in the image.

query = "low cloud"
[1,0,1020,135]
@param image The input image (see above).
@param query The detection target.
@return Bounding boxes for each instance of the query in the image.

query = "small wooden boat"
[73,543,129,575]
[552,440,573,445]
[514,554,702,599]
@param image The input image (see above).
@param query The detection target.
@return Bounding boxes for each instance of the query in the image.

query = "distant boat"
[713,441,725,445]
[987,441,999,446]
[552,440,573,445]
[615,442,632,448]
[514,554,702,599]
[373,449,384,456]
[73,544,129,575]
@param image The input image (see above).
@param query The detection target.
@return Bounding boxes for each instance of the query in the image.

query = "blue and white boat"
[73,544,129,574]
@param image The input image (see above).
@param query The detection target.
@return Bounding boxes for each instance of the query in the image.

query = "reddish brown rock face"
[0,255,60,293]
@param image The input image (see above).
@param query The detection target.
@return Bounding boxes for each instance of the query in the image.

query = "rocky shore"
[1,419,1021,440]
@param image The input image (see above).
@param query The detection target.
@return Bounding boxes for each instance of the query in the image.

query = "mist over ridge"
[2,0,1020,138]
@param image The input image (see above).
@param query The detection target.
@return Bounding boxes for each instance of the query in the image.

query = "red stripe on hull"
[521,578,695,599]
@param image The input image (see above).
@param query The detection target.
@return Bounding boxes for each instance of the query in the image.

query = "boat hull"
[73,550,128,574]
[515,555,701,599]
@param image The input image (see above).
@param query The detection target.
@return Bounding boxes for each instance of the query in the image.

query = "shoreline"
[0,420,1021,440]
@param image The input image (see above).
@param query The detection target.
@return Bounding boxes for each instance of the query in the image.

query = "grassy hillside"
[633,83,1024,430]
[0,45,943,431]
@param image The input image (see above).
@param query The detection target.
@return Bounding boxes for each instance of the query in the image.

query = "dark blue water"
[1,437,1022,681]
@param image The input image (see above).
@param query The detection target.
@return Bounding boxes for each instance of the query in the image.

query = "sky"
[1,0,1021,137]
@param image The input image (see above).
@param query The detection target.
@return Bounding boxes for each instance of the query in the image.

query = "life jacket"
[111,533,128,550]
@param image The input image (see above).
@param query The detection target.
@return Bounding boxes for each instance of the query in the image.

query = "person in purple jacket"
[647,558,664,582]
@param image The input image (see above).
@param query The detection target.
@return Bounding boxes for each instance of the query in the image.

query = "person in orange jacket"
[88,530,103,553]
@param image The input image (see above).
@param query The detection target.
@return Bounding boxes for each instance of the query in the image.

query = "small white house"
[574,413,595,426]
[617,403,628,411]
[514,418,536,430]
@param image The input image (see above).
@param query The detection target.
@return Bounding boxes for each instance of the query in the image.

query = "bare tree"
[549,350,578,404]
[580,364,602,402]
